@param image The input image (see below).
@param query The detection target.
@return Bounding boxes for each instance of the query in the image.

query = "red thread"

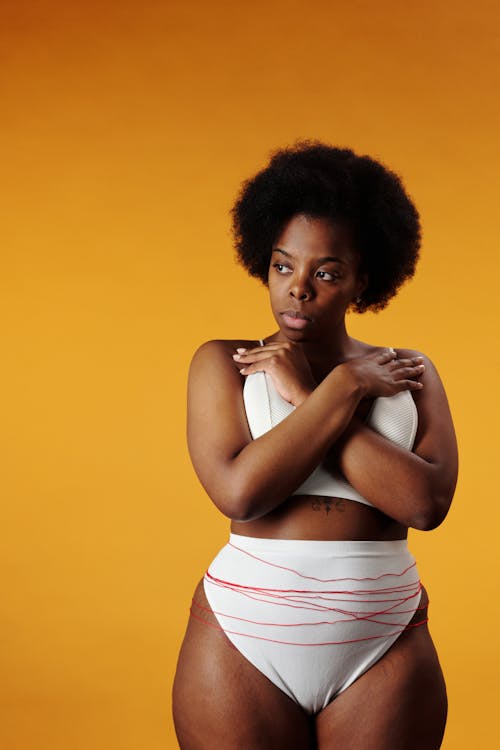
[192,597,427,629]
[228,541,417,582]
[190,605,428,647]
[197,543,426,648]
[205,569,420,597]
[205,578,421,621]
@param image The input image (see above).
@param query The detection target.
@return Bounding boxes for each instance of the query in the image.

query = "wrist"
[334,362,367,400]
[290,385,315,407]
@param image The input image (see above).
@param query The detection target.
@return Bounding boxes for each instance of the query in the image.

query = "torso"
[228,338,412,542]
[231,494,407,541]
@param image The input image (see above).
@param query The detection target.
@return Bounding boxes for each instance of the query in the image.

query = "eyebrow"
[272,247,348,265]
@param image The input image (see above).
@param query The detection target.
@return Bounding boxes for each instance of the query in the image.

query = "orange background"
[2,1,499,748]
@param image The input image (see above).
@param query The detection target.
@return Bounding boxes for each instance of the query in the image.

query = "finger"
[239,363,266,375]
[388,357,424,370]
[392,364,425,380]
[233,350,282,363]
[233,346,292,363]
[389,355,424,368]
[236,342,292,356]
[377,347,398,363]
[397,379,424,391]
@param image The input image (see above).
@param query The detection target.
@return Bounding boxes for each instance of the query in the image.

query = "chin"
[280,327,313,343]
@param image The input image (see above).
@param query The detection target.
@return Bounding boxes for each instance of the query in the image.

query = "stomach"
[230,494,408,541]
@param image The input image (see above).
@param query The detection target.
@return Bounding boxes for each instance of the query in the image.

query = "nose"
[289,276,313,301]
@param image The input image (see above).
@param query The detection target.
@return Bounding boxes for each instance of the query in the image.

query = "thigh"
[172,580,314,750]
[314,588,447,750]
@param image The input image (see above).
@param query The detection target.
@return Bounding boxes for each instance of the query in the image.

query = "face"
[267,214,366,342]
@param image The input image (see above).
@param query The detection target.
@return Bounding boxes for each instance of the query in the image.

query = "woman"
[173,143,458,749]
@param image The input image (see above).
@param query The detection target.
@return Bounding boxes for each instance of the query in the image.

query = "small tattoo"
[311,498,345,514]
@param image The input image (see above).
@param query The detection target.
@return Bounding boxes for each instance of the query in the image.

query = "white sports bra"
[242,342,418,508]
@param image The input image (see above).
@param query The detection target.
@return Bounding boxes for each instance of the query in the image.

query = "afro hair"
[231,141,421,312]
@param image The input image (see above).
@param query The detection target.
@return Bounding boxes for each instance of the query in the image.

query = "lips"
[281,309,312,321]
[280,309,313,330]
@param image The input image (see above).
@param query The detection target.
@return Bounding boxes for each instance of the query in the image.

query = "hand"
[232,341,316,406]
[339,348,425,399]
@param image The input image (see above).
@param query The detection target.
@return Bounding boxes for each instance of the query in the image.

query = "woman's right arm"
[187,340,421,522]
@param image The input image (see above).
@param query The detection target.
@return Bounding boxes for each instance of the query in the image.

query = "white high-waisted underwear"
[198,534,424,715]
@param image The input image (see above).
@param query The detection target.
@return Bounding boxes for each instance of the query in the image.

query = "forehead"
[274,214,358,264]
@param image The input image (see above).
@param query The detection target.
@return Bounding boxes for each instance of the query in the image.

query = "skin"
[173,214,457,749]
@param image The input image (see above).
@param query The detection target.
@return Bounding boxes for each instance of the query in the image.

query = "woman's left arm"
[334,351,458,530]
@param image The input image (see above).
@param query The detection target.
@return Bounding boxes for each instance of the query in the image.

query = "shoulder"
[191,338,256,357]
[189,338,261,383]
[351,340,441,377]
[394,347,426,359]
[191,338,260,364]
[359,344,431,363]
[394,348,440,378]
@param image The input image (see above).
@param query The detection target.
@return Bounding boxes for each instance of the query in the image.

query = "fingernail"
[233,354,241,360]
[240,367,246,374]
[236,348,247,353]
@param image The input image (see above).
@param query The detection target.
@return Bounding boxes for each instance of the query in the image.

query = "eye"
[316,270,340,281]
[272,262,292,274]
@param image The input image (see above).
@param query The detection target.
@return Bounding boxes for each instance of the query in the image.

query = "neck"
[271,320,361,379]
[305,327,354,380]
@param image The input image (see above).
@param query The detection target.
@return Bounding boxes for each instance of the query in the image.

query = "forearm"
[203,368,364,521]
[335,419,456,530]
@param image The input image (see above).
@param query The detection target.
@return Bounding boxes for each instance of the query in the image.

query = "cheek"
[267,271,287,297]
[267,278,280,309]
[321,289,354,314]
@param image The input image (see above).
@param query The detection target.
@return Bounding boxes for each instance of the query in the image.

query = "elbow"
[409,462,458,531]
[404,467,456,531]
[226,492,267,522]
[204,462,272,521]
[213,498,253,523]
[228,508,260,523]
[409,494,452,532]
[213,484,263,523]
[218,504,264,524]
[224,502,255,523]
[411,510,444,532]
